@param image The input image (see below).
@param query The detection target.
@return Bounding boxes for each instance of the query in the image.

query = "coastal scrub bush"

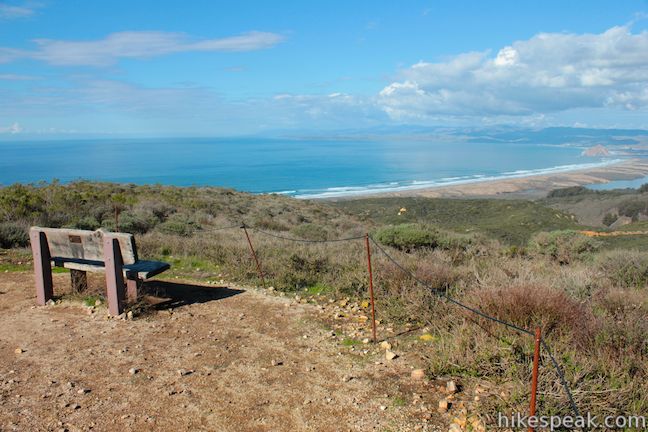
[374,223,473,252]
[546,186,591,198]
[0,222,30,248]
[73,216,101,230]
[596,250,648,288]
[274,252,330,291]
[290,223,328,241]
[0,184,45,221]
[528,230,600,264]
[156,216,198,236]
[469,282,595,343]
[617,198,648,221]
[602,212,618,227]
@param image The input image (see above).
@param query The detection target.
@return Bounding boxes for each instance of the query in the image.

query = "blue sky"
[1,0,648,137]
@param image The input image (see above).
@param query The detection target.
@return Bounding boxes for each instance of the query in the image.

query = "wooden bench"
[29,227,170,316]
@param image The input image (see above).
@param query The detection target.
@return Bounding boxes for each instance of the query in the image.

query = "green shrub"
[596,250,648,288]
[73,216,101,230]
[617,199,648,221]
[602,212,618,227]
[274,253,329,291]
[157,217,198,236]
[528,230,600,264]
[547,186,591,198]
[0,184,45,221]
[0,222,29,248]
[374,223,473,252]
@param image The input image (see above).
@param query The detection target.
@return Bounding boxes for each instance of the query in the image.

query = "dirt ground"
[0,272,459,432]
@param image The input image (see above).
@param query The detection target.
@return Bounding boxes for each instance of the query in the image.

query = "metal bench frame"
[29,227,170,316]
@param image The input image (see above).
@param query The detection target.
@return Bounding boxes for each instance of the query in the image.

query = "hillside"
[1,181,648,429]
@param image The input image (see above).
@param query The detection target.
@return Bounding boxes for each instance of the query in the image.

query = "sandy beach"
[341,158,648,200]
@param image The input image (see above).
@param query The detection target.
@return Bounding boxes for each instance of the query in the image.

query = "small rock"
[70,403,80,410]
[45,299,56,306]
[362,338,370,344]
[14,348,24,354]
[177,369,193,376]
[438,398,449,413]
[271,360,283,366]
[379,341,392,351]
[126,311,134,320]
[385,350,398,361]
[77,388,90,395]
[446,381,458,394]
[128,368,139,375]
[379,405,387,411]
[94,299,102,306]
[342,375,353,383]
[411,369,426,381]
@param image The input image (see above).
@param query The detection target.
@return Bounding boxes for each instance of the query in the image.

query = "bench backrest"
[30,227,138,265]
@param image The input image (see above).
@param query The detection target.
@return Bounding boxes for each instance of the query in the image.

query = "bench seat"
[123,260,171,280]
[52,257,170,280]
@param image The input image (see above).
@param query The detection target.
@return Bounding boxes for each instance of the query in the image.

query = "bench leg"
[30,230,53,306]
[103,237,125,316]
[126,278,139,303]
[70,270,88,293]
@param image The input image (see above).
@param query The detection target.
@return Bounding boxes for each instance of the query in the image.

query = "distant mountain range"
[273,125,648,147]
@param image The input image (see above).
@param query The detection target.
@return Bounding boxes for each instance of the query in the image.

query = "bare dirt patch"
[0,273,449,431]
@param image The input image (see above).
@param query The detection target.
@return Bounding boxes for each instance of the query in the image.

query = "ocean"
[0,137,621,198]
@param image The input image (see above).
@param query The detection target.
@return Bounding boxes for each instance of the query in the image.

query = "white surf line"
[294,158,626,199]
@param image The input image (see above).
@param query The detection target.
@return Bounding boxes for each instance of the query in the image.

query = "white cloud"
[379,25,648,120]
[0,122,22,134]
[0,73,39,80]
[0,1,38,20]
[0,30,285,66]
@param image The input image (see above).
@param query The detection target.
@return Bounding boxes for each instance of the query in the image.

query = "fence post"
[365,234,377,343]
[242,225,266,288]
[529,326,542,432]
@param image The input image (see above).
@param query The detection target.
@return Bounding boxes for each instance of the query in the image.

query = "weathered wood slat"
[31,227,138,265]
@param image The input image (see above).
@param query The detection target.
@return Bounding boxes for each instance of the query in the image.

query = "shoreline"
[322,158,648,201]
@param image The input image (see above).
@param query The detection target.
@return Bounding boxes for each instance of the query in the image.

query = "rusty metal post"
[365,234,377,343]
[29,229,53,305]
[528,327,542,432]
[242,225,265,288]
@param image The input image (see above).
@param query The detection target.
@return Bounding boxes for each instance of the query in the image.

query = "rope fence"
[192,222,582,420]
